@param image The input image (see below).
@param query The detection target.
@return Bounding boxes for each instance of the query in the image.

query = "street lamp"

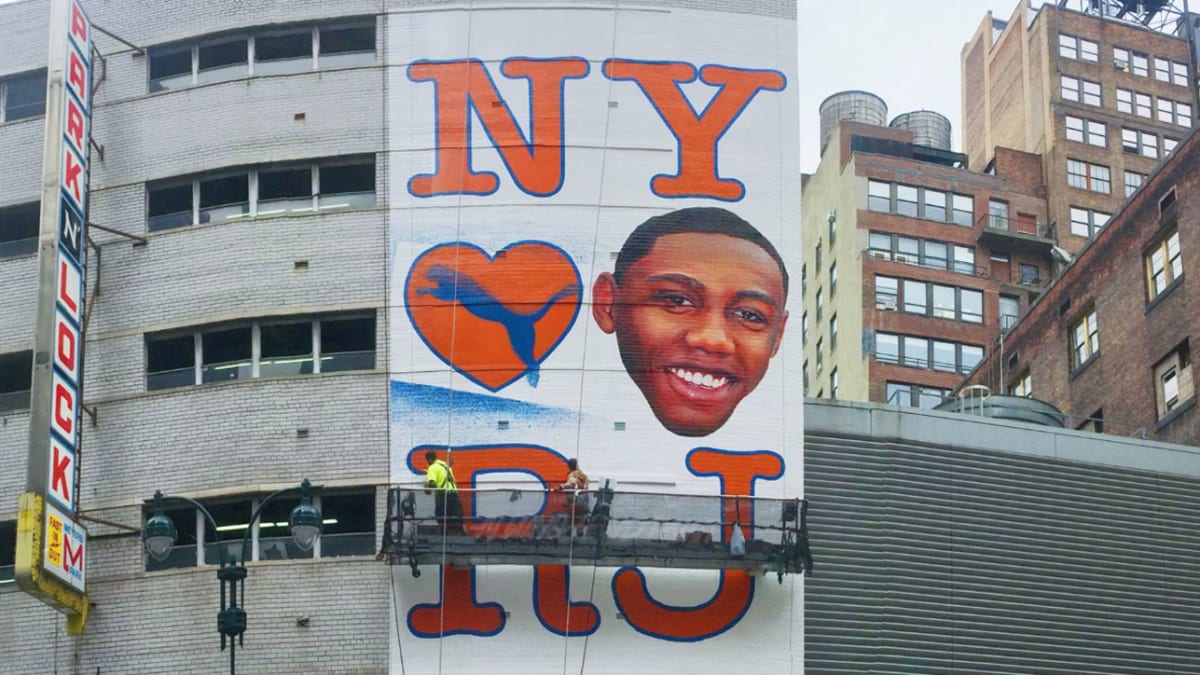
[143,479,322,675]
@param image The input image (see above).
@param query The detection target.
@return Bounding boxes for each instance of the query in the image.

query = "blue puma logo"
[417,264,579,387]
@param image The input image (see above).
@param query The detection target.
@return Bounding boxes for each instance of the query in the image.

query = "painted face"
[594,232,788,437]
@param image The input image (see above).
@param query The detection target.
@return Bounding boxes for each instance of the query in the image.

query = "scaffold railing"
[378,485,812,583]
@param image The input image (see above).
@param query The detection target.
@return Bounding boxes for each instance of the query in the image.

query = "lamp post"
[143,479,322,675]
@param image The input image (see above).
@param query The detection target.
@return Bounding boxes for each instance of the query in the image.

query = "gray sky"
[798,0,1046,173]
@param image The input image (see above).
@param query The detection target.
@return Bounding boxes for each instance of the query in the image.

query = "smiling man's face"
[593,232,788,437]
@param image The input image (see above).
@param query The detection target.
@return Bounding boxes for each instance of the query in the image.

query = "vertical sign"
[388,3,801,672]
[16,0,92,632]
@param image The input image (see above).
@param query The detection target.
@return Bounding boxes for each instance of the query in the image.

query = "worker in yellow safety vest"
[424,450,464,534]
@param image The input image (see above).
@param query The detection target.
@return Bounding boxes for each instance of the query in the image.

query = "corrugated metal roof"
[805,401,1200,673]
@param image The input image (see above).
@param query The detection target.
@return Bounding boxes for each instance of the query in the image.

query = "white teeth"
[669,368,729,389]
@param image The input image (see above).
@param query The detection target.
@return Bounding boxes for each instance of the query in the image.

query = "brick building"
[963,123,1200,444]
[801,108,1051,407]
[962,0,1197,256]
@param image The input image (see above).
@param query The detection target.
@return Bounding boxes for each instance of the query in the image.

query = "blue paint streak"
[390,380,575,420]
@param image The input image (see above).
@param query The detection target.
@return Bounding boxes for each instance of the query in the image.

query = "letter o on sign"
[55,318,78,379]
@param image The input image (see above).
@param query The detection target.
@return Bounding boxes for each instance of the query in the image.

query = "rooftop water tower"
[818,90,887,155]
[889,110,952,150]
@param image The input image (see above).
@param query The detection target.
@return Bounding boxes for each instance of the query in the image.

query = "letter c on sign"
[54,382,75,438]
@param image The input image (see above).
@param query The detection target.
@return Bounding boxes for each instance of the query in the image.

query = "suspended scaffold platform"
[378,485,812,583]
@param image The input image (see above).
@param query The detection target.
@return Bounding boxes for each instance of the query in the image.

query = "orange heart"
[405,241,582,391]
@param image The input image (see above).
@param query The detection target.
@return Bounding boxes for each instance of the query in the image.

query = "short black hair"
[613,207,789,296]
[424,450,438,463]
[567,458,578,471]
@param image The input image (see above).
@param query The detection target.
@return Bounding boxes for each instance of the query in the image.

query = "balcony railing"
[977,213,1055,256]
[379,486,811,581]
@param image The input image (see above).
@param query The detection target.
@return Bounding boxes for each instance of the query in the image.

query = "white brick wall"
[0,561,389,675]
[0,0,49,77]
[0,411,30,520]
[0,253,36,352]
[0,117,43,207]
[90,68,385,192]
[0,2,393,670]
[81,372,389,505]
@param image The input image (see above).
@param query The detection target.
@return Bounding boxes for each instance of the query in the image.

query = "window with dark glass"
[260,321,314,377]
[259,494,315,561]
[0,202,40,258]
[201,326,252,383]
[199,174,250,223]
[0,520,16,584]
[320,492,376,557]
[205,499,252,565]
[148,182,194,231]
[146,334,196,391]
[148,47,192,91]
[0,350,33,412]
[1019,263,1041,285]
[319,23,376,65]
[145,313,375,391]
[320,315,376,372]
[145,505,197,571]
[318,160,376,209]
[197,39,248,82]
[258,167,313,216]
[3,70,48,122]
[255,30,313,74]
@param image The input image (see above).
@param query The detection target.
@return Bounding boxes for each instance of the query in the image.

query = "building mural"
[388,3,800,671]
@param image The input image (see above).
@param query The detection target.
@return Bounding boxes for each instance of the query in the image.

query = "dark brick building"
[964,124,1200,443]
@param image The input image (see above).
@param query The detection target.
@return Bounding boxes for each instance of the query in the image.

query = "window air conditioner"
[867,249,892,260]
[877,297,898,311]
[1114,58,1129,71]
[894,253,917,265]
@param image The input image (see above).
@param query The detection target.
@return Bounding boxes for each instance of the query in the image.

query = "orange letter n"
[408,58,589,198]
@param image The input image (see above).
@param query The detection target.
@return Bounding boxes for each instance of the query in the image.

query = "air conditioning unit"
[867,249,892,261]
[877,297,898,311]
[894,253,917,265]
[1114,58,1129,71]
